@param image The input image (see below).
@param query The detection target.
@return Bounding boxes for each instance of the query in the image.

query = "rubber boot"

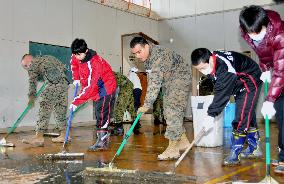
[110,123,124,136]
[176,133,190,152]
[157,140,180,161]
[51,131,72,143]
[240,128,263,159]
[88,130,110,151]
[22,132,44,147]
[274,162,284,174]
[223,130,246,166]
[133,121,141,135]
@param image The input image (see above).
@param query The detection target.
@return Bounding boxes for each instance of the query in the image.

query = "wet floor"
[0,121,283,184]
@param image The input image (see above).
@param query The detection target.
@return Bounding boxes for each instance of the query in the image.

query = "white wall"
[0,0,158,130]
[158,3,284,120]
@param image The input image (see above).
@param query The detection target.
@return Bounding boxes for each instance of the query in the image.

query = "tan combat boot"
[22,132,44,147]
[176,133,190,152]
[51,132,71,143]
[157,140,180,161]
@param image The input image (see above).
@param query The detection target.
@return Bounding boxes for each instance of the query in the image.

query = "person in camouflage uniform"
[21,54,69,147]
[112,72,141,135]
[114,72,135,123]
[130,37,192,160]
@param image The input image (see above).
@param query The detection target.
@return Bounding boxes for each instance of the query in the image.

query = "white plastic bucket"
[191,95,224,147]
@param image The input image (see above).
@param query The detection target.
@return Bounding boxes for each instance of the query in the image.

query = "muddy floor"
[0,121,283,184]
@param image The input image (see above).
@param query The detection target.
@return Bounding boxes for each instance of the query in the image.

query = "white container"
[191,95,224,147]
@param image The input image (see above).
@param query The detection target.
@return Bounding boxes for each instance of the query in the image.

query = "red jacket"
[70,50,116,106]
[241,10,284,102]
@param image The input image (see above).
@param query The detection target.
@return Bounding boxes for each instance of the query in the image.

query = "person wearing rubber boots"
[239,5,284,174]
[128,67,142,112]
[21,54,69,147]
[130,37,191,161]
[70,38,116,151]
[113,72,140,135]
[191,48,263,166]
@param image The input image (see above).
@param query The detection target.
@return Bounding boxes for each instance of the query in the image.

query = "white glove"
[73,80,81,86]
[260,71,271,83]
[261,101,276,119]
[69,104,77,111]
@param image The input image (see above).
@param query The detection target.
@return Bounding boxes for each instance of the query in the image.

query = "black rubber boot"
[133,121,141,135]
[88,130,110,151]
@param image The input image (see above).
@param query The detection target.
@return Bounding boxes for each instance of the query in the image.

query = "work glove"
[28,95,36,108]
[73,80,81,86]
[69,104,78,112]
[137,106,150,114]
[260,71,271,83]
[261,101,276,119]
[204,115,215,132]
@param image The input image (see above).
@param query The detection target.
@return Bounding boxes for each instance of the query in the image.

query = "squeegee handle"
[264,80,271,174]
[7,82,46,135]
[115,112,142,156]
[63,84,79,146]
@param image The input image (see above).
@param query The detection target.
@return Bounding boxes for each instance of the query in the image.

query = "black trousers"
[133,88,142,112]
[274,90,284,162]
[232,83,262,132]
[95,92,115,130]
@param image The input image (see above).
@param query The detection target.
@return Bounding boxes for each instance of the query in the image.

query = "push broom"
[0,83,46,147]
[259,80,279,183]
[83,112,197,183]
[44,84,84,160]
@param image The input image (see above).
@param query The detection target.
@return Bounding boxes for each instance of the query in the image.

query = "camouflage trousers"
[153,90,164,123]
[114,88,136,123]
[163,80,190,141]
[36,81,68,132]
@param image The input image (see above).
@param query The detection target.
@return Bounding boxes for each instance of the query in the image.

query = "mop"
[44,84,84,160]
[0,83,46,147]
[83,112,197,183]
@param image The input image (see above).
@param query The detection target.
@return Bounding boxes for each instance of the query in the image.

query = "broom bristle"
[44,152,84,160]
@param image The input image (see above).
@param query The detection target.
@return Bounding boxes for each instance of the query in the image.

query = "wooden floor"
[0,120,283,183]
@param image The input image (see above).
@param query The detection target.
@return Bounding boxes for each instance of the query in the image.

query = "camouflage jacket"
[114,72,133,94]
[144,45,191,108]
[28,55,67,97]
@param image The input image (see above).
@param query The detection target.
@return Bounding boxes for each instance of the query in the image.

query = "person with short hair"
[128,67,142,112]
[130,37,191,161]
[70,38,116,151]
[191,48,262,166]
[239,5,284,173]
[21,54,69,147]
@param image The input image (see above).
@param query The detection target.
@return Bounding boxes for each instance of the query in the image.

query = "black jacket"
[207,51,262,117]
